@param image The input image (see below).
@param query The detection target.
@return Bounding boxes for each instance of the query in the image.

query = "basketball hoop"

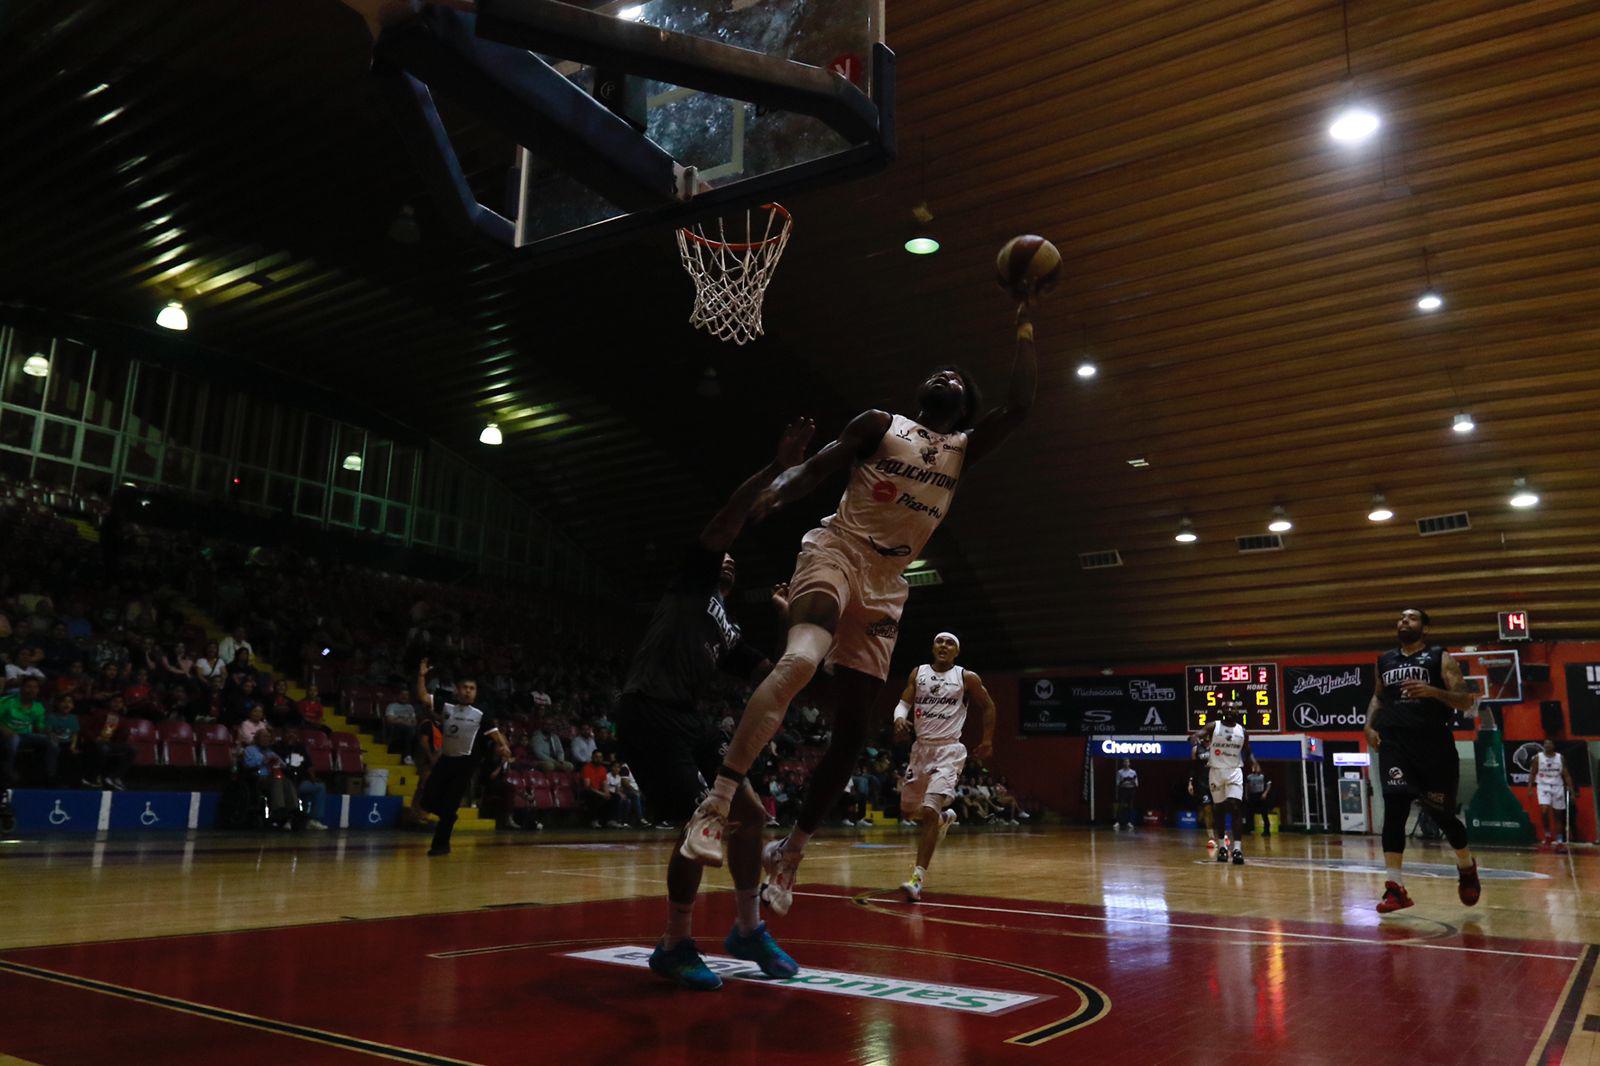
[676,203,792,345]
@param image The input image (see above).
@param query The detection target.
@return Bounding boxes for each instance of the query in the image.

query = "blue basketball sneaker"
[724,922,799,979]
[648,939,723,991]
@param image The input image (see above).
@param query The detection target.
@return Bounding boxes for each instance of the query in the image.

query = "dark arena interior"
[3,2,1600,1063]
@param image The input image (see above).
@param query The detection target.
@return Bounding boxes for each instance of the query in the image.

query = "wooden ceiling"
[2,0,1598,668]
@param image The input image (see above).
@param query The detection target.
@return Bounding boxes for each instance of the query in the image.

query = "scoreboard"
[1186,663,1281,732]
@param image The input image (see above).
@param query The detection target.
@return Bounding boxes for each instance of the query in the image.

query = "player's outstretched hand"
[418,656,431,678]
[893,718,911,743]
[1187,781,1196,796]
[770,581,790,614]
[776,417,815,468]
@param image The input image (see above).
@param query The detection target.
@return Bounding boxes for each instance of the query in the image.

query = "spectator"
[568,723,597,766]
[51,660,90,702]
[592,725,618,761]
[236,704,270,748]
[156,642,194,683]
[264,679,297,729]
[41,621,79,671]
[296,684,327,731]
[193,641,227,683]
[225,647,255,681]
[80,695,135,790]
[122,668,156,716]
[385,696,419,764]
[1244,767,1273,836]
[5,643,47,692]
[218,627,253,666]
[851,756,879,807]
[614,761,644,826]
[273,729,329,830]
[990,773,1026,825]
[44,694,80,770]
[531,722,572,772]
[222,675,258,726]
[0,677,58,788]
[89,662,123,708]
[580,750,618,827]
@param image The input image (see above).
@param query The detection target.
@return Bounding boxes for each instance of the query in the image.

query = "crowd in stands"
[0,477,1038,832]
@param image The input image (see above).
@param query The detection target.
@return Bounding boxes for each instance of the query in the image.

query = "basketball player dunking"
[1364,608,1481,913]
[893,631,995,901]
[1191,711,1254,865]
[680,302,1040,918]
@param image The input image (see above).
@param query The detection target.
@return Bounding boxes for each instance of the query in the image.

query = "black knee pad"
[1382,797,1411,854]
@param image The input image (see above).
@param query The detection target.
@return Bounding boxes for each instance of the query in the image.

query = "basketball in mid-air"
[995,235,1062,299]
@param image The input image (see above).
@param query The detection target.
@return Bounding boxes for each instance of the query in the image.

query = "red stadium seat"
[331,733,365,774]
[201,723,232,745]
[551,783,576,810]
[532,786,555,810]
[308,747,335,775]
[161,720,200,768]
[200,741,234,769]
[128,739,160,767]
[119,719,157,744]
[526,771,550,791]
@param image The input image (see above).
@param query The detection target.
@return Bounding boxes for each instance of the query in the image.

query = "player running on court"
[1530,739,1578,847]
[1193,710,1255,865]
[1364,608,1482,913]
[680,301,1041,918]
[893,631,995,901]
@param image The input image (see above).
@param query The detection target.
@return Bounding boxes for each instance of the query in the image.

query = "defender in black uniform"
[1364,608,1481,912]
[616,418,813,991]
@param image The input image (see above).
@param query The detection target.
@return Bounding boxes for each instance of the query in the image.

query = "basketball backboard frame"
[371,0,894,260]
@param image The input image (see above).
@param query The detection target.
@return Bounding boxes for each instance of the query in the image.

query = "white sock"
[783,828,811,853]
[664,900,694,947]
[735,888,761,935]
[911,864,926,884]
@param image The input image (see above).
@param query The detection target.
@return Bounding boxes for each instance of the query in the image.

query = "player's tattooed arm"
[966,303,1039,465]
[700,417,815,551]
[1402,653,1479,712]
[966,670,996,759]
[752,409,892,521]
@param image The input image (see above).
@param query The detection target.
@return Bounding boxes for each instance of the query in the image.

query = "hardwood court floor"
[2,824,1597,1064]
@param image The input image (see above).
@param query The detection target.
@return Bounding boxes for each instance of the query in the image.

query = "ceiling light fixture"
[1416,292,1443,312]
[1508,477,1539,509]
[1174,518,1198,544]
[1076,362,1097,379]
[904,200,938,255]
[479,422,503,446]
[618,4,645,19]
[21,354,50,378]
[1367,493,1393,522]
[1452,411,1475,434]
[1126,456,1150,468]
[1327,2,1380,145]
[1267,506,1293,533]
[156,300,188,331]
[341,453,363,472]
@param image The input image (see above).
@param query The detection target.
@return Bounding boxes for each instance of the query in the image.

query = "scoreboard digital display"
[1186,663,1281,732]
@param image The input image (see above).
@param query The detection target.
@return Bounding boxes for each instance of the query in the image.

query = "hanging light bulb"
[1328,106,1381,143]
[904,201,938,255]
[1416,291,1443,312]
[1174,518,1198,544]
[341,453,363,472]
[1367,494,1393,522]
[1452,412,1475,434]
[21,354,50,377]
[479,422,503,446]
[1508,478,1539,509]
[1267,506,1293,533]
[156,301,188,330]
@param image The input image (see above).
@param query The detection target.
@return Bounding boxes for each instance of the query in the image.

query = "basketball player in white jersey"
[413,657,511,856]
[893,631,995,901]
[1193,710,1254,865]
[681,302,1041,918]
[1530,739,1578,846]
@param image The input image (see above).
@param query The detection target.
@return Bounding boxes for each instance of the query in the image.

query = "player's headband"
[934,631,960,650]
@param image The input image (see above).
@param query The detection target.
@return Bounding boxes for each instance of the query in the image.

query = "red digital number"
[1220,665,1249,682]
[1257,667,1268,683]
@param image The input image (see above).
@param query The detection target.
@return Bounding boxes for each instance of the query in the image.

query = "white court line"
[791,890,1580,961]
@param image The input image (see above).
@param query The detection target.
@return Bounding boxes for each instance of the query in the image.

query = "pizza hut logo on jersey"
[871,479,897,502]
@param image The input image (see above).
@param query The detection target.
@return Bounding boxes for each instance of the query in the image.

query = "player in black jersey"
[1364,608,1481,912]
[616,419,813,991]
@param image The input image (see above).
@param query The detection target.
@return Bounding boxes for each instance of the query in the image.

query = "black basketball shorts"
[614,693,721,826]
[1377,728,1460,809]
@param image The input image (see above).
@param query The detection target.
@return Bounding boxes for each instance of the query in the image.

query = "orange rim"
[678,203,791,251]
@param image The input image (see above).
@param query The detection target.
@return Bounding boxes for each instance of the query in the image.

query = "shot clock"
[1186,663,1281,732]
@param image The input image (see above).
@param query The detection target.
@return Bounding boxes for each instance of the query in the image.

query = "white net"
[676,203,792,345]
